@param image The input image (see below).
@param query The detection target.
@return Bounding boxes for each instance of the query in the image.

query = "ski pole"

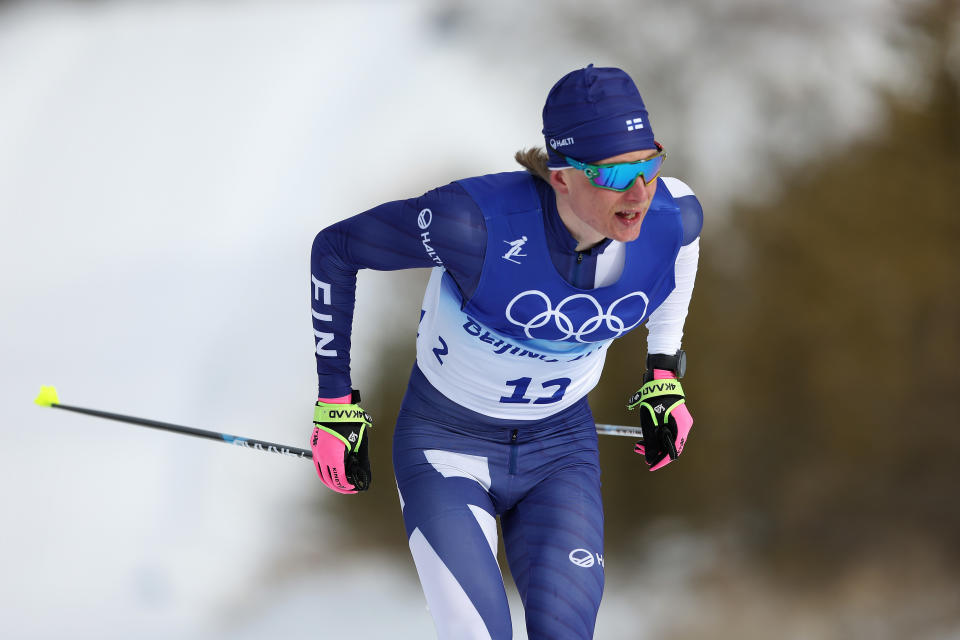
[34,385,644,454]
[33,386,313,459]
[595,423,643,439]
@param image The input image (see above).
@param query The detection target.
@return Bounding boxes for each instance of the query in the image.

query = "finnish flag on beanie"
[542,64,657,169]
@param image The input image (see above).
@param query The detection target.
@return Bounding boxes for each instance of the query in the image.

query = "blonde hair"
[514,147,552,183]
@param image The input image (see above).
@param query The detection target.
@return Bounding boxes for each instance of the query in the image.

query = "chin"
[611,216,645,242]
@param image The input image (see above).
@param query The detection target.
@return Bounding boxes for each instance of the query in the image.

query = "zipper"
[509,429,519,475]
[571,251,585,288]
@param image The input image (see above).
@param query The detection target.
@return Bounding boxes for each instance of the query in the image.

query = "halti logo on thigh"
[568,548,595,568]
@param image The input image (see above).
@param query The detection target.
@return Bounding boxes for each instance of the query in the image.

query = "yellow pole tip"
[34,385,60,407]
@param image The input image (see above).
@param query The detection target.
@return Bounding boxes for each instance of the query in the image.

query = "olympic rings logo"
[505,289,649,343]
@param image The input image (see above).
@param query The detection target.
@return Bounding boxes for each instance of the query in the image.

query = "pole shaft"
[594,423,644,439]
[47,401,639,456]
[50,402,313,459]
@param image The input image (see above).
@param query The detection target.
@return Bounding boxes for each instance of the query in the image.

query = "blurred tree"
[597,0,959,580]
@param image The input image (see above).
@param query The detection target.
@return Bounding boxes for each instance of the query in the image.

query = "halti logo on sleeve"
[418,208,444,267]
[417,208,433,229]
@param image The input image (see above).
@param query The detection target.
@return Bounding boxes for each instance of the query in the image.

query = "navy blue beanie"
[542,64,656,168]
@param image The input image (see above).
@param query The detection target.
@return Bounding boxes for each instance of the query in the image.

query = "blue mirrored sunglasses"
[565,145,666,192]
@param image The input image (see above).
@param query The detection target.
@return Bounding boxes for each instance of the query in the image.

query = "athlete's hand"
[311,390,373,494]
[627,371,692,471]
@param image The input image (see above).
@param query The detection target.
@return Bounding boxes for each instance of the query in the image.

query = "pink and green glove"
[627,370,693,471]
[311,390,373,494]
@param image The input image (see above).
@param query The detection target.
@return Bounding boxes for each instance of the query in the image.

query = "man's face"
[551,148,661,246]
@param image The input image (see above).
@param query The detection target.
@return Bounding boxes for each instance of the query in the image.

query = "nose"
[623,176,656,203]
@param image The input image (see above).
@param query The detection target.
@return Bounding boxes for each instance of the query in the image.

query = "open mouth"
[616,210,640,221]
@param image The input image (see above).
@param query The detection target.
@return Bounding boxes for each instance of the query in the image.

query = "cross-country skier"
[309,64,703,639]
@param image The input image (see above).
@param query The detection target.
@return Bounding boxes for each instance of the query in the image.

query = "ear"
[549,168,571,196]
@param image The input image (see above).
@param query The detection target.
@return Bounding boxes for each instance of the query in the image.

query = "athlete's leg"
[395,424,513,640]
[502,461,604,640]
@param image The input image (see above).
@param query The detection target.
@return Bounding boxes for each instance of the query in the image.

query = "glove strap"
[313,404,372,427]
[626,377,685,410]
[645,350,686,379]
[313,389,372,454]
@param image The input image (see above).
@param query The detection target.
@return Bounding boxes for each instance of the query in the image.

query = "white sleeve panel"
[645,237,699,354]
[660,176,695,198]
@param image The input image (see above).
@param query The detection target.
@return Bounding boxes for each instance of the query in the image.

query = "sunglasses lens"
[592,154,665,190]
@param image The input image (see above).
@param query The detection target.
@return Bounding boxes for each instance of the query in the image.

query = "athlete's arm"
[645,177,703,355]
[310,183,486,397]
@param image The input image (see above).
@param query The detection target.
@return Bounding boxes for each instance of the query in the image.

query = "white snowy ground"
[0,2,952,639]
